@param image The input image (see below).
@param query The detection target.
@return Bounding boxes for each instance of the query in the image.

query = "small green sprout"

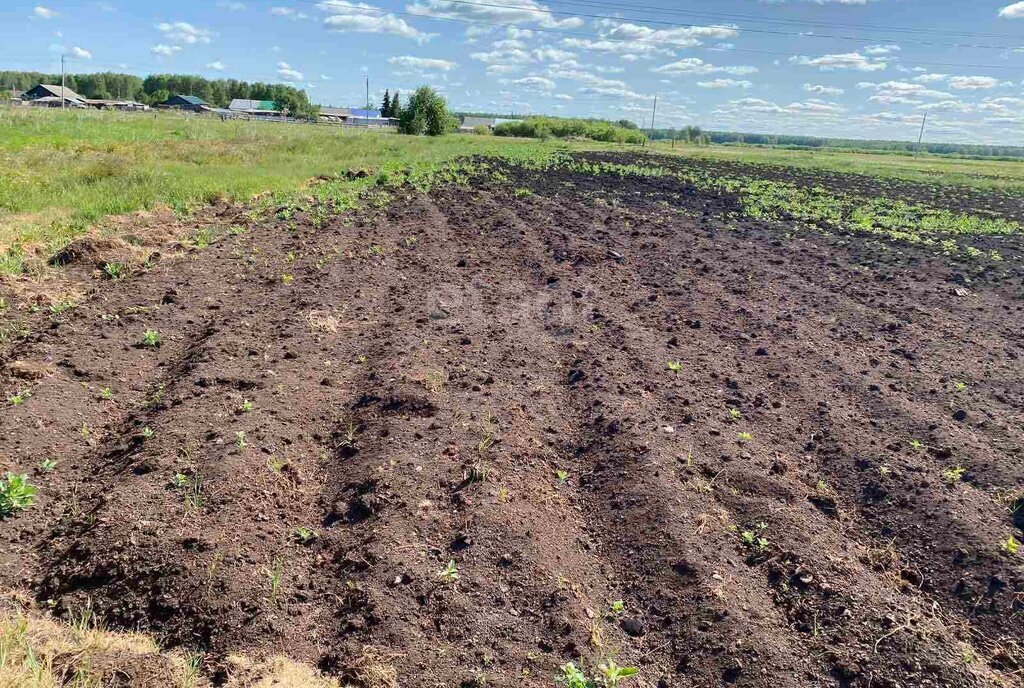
[908,439,924,451]
[240,399,254,413]
[740,522,770,555]
[0,473,38,517]
[171,473,190,489]
[437,559,459,584]
[140,426,155,440]
[727,407,742,422]
[99,387,114,400]
[38,458,58,472]
[368,244,384,256]
[266,559,283,603]
[556,469,569,483]
[666,361,683,373]
[610,600,625,615]
[141,329,161,348]
[879,464,892,479]
[598,660,639,688]
[281,273,294,284]
[103,261,129,280]
[295,526,317,544]
[235,431,247,449]
[1004,535,1019,556]
[942,465,966,484]
[7,389,31,406]
[737,431,753,444]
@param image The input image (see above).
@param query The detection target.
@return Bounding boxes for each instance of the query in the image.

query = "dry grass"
[0,602,343,688]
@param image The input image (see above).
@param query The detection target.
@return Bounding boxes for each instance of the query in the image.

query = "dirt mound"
[2,154,1022,687]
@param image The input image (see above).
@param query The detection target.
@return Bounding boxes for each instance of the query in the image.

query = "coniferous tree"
[389,90,400,118]
[381,89,390,116]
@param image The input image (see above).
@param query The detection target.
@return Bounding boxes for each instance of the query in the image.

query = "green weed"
[0,473,38,517]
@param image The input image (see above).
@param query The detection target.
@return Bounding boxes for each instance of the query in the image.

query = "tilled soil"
[2,154,1023,687]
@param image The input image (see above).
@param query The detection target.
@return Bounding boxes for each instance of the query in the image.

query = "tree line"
[1,70,317,117]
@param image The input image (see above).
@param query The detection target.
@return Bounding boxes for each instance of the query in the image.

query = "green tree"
[381,89,391,117]
[398,85,454,136]
[389,89,400,118]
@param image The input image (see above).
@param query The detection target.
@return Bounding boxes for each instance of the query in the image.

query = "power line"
[537,0,1024,40]
[276,0,1024,71]
[388,0,1024,50]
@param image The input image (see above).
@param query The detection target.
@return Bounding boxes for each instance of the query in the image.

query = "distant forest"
[1,70,317,115]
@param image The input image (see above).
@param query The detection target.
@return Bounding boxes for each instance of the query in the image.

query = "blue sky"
[5,0,1024,143]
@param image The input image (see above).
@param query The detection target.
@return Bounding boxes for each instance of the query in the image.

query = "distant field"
[0,107,567,270]
[647,140,1024,193]
[4,107,1024,275]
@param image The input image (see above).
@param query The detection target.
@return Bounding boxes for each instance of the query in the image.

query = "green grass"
[647,140,1024,194]
[0,107,573,269]
[3,108,1022,277]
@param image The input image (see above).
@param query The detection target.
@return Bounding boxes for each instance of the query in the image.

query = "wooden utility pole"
[916,113,927,155]
[651,94,658,134]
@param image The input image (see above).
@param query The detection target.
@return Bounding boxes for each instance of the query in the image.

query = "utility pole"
[651,94,658,135]
[916,113,927,156]
[365,74,370,111]
[61,53,66,110]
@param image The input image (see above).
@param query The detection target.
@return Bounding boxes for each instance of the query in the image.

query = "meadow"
[0,107,567,271]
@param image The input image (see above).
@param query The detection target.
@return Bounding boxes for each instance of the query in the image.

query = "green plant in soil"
[38,458,58,472]
[295,526,317,545]
[942,465,966,484]
[1004,535,1019,556]
[0,473,38,517]
[666,361,682,373]
[7,389,31,406]
[437,559,459,584]
[140,329,161,348]
[740,522,770,556]
[235,431,247,449]
[556,660,639,688]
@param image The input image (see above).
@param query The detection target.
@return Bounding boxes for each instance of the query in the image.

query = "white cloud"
[998,1,1024,18]
[486,64,521,75]
[407,0,583,30]
[217,1,246,9]
[653,58,757,76]
[947,76,1003,90]
[916,100,974,113]
[857,80,953,103]
[508,75,556,90]
[320,74,332,80]
[388,55,458,71]
[33,6,57,19]
[70,46,92,59]
[277,61,304,82]
[553,93,573,100]
[599,19,737,47]
[270,6,309,18]
[863,44,900,55]
[790,52,887,71]
[151,44,182,56]
[156,21,215,44]
[913,73,949,83]
[206,60,226,71]
[697,78,752,89]
[804,83,844,95]
[714,97,846,118]
[319,1,434,42]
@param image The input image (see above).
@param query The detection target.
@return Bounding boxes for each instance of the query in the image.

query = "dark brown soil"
[2,153,1023,687]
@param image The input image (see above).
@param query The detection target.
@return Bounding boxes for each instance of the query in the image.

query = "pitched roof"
[35,84,84,102]
[229,98,279,112]
[162,95,208,106]
[319,106,351,117]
